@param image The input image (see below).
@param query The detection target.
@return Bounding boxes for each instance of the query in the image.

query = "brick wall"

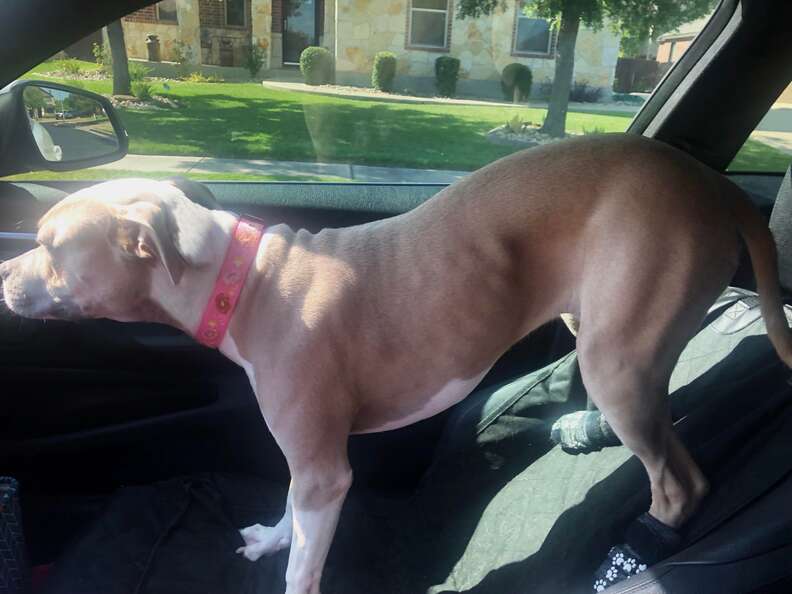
[199,0,252,30]
[199,0,223,27]
[125,5,157,24]
[272,0,283,33]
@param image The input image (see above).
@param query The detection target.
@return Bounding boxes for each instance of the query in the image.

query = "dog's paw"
[236,523,291,561]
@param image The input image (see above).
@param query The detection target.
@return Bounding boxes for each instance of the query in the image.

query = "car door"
[1,0,791,581]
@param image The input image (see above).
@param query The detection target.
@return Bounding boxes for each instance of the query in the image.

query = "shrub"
[244,44,266,78]
[129,62,152,82]
[536,80,553,100]
[506,114,525,134]
[611,92,645,105]
[172,40,192,77]
[569,80,602,103]
[501,63,532,102]
[435,56,460,97]
[583,125,606,135]
[535,79,602,103]
[62,59,82,77]
[186,71,224,83]
[299,46,333,85]
[47,51,68,62]
[132,81,153,101]
[371,51,397,92]
[92,42,112,72]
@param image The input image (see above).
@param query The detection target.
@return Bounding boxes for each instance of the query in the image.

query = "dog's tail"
[729,184,792,367]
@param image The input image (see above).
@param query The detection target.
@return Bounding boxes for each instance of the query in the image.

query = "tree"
[106,19,131,96]
[457,0,716,137]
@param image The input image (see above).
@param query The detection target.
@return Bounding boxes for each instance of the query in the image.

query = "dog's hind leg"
[578,343,709,528]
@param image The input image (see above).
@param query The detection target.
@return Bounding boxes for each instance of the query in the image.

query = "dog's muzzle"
[0,256,75,319]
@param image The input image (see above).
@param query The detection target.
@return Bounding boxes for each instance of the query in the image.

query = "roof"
[657,14,713,42]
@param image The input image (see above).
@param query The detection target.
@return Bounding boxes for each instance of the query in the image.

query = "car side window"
[7,2,719,184]
[728,85,792,173]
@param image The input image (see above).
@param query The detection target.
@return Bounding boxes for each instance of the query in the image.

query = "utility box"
[145,34,161,62]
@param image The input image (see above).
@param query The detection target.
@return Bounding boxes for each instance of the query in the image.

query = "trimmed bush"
[501,63,532,102]
[300,46,333,85]
[372,51,397,92]
[435,56,460,98]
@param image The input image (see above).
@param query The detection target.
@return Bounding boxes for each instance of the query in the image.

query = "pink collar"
[195,216,265,348]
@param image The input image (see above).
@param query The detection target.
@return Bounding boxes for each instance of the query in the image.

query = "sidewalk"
[96,153,470,183]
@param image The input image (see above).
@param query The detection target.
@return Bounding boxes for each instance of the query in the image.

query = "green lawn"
[727,138,791,173]
[20,61,791,174]
[27,59,103,76]
[23,67,633,172]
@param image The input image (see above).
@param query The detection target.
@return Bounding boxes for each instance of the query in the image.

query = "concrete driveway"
[753,103,792,154]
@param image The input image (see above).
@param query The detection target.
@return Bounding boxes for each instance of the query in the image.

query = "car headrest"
[768,165,792,291]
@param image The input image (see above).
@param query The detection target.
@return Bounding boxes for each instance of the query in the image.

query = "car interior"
[1,0,792,593]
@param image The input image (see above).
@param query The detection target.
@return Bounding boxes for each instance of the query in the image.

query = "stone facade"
[123,0,272,69]
[334,0,620,97]
[121,0,619,98]
[123,5,183,62]
[198,0,251,66]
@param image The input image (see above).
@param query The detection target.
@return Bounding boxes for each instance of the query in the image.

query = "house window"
[513,5,553,55]
[156,0,178,23]
[409,0,449,49]
[226,0,246,27]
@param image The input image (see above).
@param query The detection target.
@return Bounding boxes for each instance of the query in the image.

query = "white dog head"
[0,179,213,323]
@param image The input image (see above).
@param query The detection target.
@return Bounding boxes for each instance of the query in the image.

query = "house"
[656,13,792,104]
[122,0,621,99]
[655,15,711,65]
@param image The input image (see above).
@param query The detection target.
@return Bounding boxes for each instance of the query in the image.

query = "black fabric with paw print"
[593,545,647,592]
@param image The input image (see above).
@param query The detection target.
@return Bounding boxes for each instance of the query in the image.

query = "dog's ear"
[164,177,221,210]
[113,202,186,285]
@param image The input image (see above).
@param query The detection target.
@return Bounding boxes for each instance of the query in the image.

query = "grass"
[20,61,791,174]
[4,169,346,182]
[728,138,791,173]
[23,68,634,172]
[27,58,103,76]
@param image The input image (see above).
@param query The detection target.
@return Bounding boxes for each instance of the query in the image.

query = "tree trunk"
[107,20,131,96]
[541,3,581,138]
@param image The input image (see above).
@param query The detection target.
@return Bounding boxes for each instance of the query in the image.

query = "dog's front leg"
[254,386,354,594]
[285,462,353,594]
[237,481,293,560]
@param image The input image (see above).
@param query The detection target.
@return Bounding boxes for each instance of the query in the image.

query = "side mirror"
[0,80,128,177]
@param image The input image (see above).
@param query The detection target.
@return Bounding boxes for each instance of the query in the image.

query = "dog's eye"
[39,240,59,253]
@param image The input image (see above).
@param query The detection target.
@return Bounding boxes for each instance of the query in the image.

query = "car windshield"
[5,0,788,183]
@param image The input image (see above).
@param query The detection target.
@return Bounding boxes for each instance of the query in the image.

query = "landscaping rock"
[485,124,568,148]
[41,70,108,81]
[109,95,181,110]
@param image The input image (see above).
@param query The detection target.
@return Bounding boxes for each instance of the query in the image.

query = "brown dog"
[2,134,790,594]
